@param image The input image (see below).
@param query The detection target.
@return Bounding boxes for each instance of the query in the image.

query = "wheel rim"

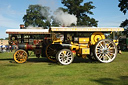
[95,39,117,63]
[45,44,58,62]
[58,50,73,65]
[14,50,28,63]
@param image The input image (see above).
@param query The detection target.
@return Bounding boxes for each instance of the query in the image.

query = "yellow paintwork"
[50,28,122,59]
[63,51,66,54]
[79,38,89,44]
[113,39,119,46]
[82,48,90,54]
[51,27,124,32]
[70,41,90,55]
[70,44,79,50]
[91,32,105,45]
[70,32,105,56]
[79,44,88,48]
[52,39,62,44]
[13,50,27,63]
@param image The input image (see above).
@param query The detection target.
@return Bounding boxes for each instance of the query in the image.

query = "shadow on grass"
[27,57,59,66]
[91,76,128,85]
[4,64,18,66]
[0,56,98,65]
[73,57,98,63]
[92,78,118,85]
[0,58,13,61]
[27,57,48,62]
[119,76,128,81]
[27,57,98,64]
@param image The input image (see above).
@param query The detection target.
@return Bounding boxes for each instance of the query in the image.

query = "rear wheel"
[94,39,117,63]
[45,44,62,62]
[13,49,28,63]
[56,49,74,65]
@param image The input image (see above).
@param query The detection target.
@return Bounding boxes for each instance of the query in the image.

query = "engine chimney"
[20,24,25,29]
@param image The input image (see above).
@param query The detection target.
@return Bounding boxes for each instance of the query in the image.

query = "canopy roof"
[51,27,124,32]
[6,27,124,34]
[6,29,49,34]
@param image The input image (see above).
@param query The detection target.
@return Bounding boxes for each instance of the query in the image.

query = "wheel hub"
[64,56,68,60]
[103,48,108,54]
[20,55,23,57]
[57,49,74,65]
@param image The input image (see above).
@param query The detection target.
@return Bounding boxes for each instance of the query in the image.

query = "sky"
[0,0,127,38]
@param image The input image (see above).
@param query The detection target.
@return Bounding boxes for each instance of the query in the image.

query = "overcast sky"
[0,0,127,38]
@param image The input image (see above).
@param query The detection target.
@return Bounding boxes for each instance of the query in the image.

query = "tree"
[118,0,128,14]
[23,5,51,29]
[118,0,128,35]
[120,19,128,28]
[120,19,128,36]
[5,37,9,40]
[118,0,128,28]
[0,38,4,40]
[61,0,98,27]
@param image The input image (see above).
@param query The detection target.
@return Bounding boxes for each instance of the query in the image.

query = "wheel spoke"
[99,43,104,49]
[98,54,103,59]
[46,44,59,62]
[105,53,111,60]
[109,47,115,49]
[14,50,28,63]
[95,39,117,63]
[57,49,74,65]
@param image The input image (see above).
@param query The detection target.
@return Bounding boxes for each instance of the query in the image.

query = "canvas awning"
[6,29,50,34]
[51,27,124,32]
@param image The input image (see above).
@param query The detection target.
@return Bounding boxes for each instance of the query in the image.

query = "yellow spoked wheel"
[91,32,105,45]
[45,44,61,62]
[13,49,28,63]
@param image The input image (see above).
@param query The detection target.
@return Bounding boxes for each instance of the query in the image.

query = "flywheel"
[91,32,105,45]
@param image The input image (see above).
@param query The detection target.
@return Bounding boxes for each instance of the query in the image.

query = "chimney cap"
[20,24,25,29]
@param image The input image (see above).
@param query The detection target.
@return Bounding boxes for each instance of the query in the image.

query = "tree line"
[23,0,98,28]
[118,0,128,36]
[23,0,128,30]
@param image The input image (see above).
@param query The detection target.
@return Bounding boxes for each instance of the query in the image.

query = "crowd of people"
[0,45,13,53]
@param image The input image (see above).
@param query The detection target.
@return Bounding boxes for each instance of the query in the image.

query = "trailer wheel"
[56,49,74,65]
[13,49,28,63]
[94,39,117,63]
[45,44,62,62]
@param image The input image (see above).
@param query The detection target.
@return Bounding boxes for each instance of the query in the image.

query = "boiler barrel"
[18,44,43,50]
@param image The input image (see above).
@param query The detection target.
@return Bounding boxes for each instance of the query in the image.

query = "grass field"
[0,51,128,85]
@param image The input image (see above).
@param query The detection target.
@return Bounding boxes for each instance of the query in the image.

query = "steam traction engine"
[6,28,51,63]
[46,27,124,65]
[6,27,124,65]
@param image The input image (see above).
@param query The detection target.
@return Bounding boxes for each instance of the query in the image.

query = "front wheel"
[56,49,74,65]
[13,49,28,63]
[94,39,117,63]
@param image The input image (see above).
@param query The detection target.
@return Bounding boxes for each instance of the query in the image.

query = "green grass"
[0,51,128,85]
